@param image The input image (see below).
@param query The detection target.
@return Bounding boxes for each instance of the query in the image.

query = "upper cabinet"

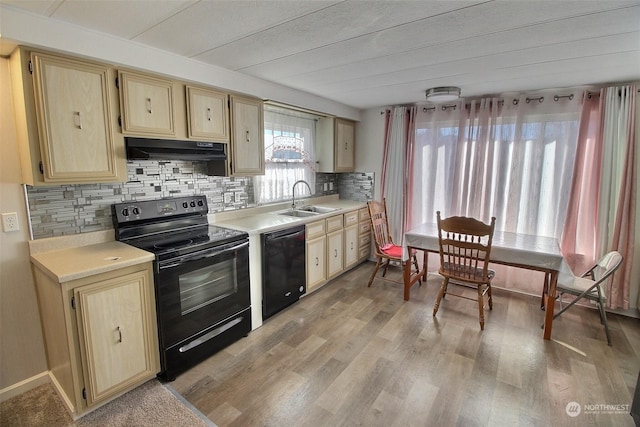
[186,85,229,142]
[316,117,356,173]
[9,48,125,185]
[118,70,175,137]
[230,95,264,176]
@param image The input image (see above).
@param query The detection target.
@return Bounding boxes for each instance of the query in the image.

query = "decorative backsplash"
[338,172,375,202]
[26,161,367,239]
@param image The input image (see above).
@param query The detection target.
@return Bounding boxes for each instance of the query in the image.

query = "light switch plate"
[2,212,19,232]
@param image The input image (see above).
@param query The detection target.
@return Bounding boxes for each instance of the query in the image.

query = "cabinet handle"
[116,326,122,343]
[315,257,319,266]
[344,141,348,150]
[351,242,354,250]
[146,97,152,114]
[207,107,212,121]
[334,249,338,258]
[246,130,250,143]
[74,111,83,130]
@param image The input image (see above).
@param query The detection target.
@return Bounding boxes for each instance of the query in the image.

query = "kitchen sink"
[278,210,319,217]
[297,206,339,214]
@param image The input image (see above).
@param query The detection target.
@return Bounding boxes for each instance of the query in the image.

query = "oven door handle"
[159,240,248,270]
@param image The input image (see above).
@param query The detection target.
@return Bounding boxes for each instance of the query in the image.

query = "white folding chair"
[554,251,623,346]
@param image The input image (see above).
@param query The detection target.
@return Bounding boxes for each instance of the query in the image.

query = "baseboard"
[0,371,49,403]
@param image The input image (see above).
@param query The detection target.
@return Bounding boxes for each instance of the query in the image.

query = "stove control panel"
[112,195,209,223]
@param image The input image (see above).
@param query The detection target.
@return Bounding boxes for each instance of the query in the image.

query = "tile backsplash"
[26,161,374,239]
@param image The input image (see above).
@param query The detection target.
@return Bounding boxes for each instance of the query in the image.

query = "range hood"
[125,137,227,161]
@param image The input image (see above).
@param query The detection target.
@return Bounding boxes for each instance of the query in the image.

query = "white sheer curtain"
[381,106,414,244]
[410,94,582,294]
[254,107,316,204]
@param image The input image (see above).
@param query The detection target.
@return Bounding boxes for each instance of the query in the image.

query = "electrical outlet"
[2,212,20,232]
[323,183,329,191]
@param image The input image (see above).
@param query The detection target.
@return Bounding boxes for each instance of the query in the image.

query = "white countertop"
[214,199,367,235]
[31,240,155,283]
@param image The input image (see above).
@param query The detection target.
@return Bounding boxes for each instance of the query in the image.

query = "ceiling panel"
[2,0,638,109]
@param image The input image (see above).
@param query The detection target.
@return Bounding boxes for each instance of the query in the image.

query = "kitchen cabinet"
[186,85,229,142]
[326,215,344,280]
[316,117,356,173]
[32,263,159,416]
[230,95,264,175]
[358,207,372,261]
[9,47,125,185]
[118,70,175,137]
[306,220,327,292]
[343,211,359,269]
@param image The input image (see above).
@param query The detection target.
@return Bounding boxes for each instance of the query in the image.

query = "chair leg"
[411,254,421,284]
[433,278,448,316]
[368,257,382,287]
[382,259,391,277]
[478,286,485,330]
[597,294,612,346]
[487,283,493,311]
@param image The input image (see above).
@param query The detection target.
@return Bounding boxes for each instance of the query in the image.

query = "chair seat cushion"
[381,243,403,258]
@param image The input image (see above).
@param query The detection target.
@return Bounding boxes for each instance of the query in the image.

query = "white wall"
[0,58,48,395]
[355,108,386,199]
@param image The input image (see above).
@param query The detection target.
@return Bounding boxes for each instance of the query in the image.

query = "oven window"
[179,258,237,315]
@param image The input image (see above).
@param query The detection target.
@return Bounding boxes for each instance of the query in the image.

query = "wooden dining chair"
[432,211,496,330]
[367,199,421,288]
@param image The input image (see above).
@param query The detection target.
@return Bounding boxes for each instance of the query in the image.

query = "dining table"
[402,222,565,340]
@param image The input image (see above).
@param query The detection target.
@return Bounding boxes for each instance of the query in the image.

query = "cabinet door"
[75,269,158,406]
[327,230,344,279]
[344,224,359,269]
[306,236,326,292]
[335,118,355,172]
[186,86,229,141]
[230,95,264,175]
[31,52,120,182]
[119,71,175,136]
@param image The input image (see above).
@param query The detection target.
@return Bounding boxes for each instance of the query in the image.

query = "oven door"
[156,238,250,349]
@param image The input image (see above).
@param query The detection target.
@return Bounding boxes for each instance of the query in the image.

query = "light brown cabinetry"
[33,263,159,416]
[230,95,264,175]
[186,85,229,142]
[326,215,344,280]
[9,48,125,185]
[343,211,359,269]
[316,117,356,173]
[306,220,327,292]
[358,207,372,261]
[118,70,175,137]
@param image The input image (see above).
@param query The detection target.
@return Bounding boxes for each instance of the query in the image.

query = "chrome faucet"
[291,180,312,210]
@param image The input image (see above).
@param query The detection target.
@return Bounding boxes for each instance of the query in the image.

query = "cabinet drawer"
[326,215,343,233]
[344,211,358,227]
[306,220,326,239]
[359,222,371,234]
[359,207,370,222]
[359,246,370,259]
[359,233,371,247]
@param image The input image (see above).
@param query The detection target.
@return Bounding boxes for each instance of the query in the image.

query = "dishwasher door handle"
[265,229,305,243]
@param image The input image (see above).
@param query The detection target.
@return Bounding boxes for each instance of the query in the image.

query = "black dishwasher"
[262,225,306,319]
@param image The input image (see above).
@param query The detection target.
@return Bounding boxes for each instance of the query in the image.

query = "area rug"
[0,379,214,427]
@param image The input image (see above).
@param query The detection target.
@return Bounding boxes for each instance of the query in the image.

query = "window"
[253,106,317,204]
[410,101,580,239]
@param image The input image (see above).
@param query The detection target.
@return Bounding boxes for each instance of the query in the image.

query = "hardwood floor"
[171,262,640,427]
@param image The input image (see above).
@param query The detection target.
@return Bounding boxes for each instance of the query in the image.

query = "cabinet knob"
[74,111,83,130]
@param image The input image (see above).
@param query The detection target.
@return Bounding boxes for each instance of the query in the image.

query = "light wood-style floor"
[171,262,640,427]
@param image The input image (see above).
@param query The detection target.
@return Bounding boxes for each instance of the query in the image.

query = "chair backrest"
[589,251,623,285]
[436,211,496,284]
[368,199,394,254]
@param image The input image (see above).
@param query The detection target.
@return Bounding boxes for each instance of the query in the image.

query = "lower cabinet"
[33,263,159,416]
[305,207,371,293]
